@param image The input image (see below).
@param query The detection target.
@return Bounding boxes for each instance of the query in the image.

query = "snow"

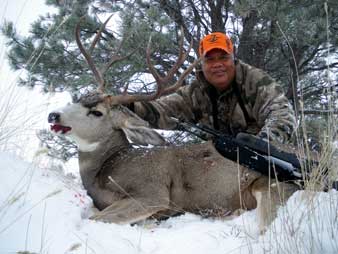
[0,151,337,254]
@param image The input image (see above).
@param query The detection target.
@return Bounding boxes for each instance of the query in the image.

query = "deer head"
[48,16,200,151]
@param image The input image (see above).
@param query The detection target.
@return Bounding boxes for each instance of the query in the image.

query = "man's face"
[201,49,235,91]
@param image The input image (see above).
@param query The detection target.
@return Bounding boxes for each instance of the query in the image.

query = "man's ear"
[121,121,166,146]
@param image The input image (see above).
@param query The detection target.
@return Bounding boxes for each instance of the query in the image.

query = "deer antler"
[76,17,199,105]
[106,27,200,105]
[75,15,133,93]
[145,27,198,98]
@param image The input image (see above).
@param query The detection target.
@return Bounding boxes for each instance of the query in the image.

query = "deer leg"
[251,177,299,234]
[90,196,170,224]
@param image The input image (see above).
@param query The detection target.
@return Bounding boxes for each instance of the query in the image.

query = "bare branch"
[75,17,105,89]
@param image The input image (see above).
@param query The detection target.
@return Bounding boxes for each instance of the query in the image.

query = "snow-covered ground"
[0,151,337,254]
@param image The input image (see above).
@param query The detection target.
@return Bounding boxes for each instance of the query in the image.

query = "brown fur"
[48,98,299,231]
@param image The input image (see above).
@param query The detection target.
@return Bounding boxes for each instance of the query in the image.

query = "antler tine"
[89,14,114,54]
[75,17,105,91]
[145,35,165,98]
[163,27,189,83]
[101,47,138,75]
[76,14,121,93]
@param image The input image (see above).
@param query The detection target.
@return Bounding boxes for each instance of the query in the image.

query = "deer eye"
[88,110,103,117]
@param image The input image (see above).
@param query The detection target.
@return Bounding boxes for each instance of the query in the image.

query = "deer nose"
[48,112,60,123]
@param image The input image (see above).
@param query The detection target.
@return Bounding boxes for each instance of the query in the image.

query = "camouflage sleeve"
[244,66,297,143]
[132,85,196,129]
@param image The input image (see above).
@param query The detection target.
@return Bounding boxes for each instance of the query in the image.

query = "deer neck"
[78,130,130,191]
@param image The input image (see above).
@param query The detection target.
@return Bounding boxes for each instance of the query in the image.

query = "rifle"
[171,117,337,190]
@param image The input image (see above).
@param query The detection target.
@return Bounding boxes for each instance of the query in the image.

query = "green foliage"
[234,0,338,85]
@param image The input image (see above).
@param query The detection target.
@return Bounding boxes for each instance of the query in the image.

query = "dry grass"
[252,3,338,253]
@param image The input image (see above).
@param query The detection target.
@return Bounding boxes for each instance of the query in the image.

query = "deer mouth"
[50,124,72,134]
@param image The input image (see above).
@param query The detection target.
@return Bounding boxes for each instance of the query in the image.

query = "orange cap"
[199,32,233,57]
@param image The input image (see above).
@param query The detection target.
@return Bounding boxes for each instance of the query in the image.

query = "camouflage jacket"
[133,60,297,143]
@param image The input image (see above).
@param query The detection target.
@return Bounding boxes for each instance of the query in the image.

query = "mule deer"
[48,19,299,232]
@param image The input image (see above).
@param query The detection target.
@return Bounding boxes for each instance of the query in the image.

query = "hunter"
[129,32,297,143]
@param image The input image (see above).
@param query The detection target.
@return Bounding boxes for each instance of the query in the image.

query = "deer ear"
[121,122,166,146]
[116,106,166,146]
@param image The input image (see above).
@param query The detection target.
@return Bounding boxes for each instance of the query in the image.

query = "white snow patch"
[0,152,337,254]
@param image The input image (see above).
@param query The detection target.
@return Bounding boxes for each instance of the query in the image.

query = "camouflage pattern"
[133,60,297,143]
